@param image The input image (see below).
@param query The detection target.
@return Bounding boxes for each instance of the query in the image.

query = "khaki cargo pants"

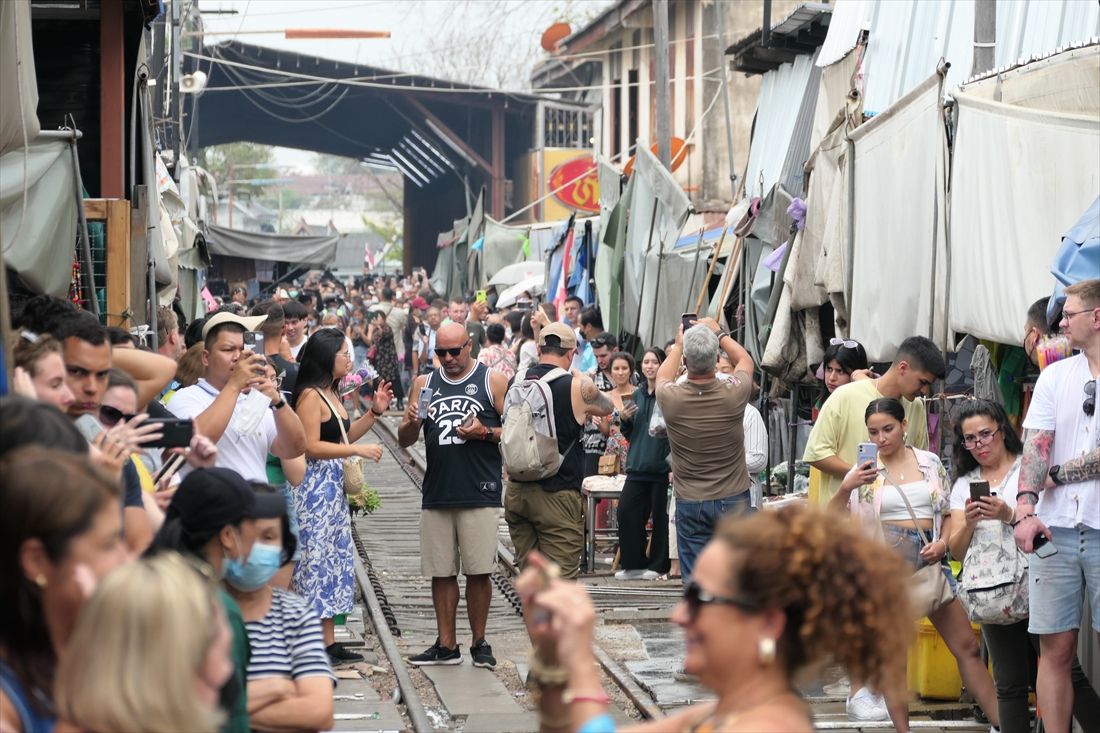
[504,481,584,579]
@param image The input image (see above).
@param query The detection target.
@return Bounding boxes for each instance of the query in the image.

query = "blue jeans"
[675,492,753,583]
[1029,524,1100,635]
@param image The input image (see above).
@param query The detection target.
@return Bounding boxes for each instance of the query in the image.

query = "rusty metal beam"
[403,96,493,175]
[99,0,125,197]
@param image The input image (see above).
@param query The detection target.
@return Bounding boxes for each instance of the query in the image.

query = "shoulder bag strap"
[880,471,934,547]
[315,389,351,446]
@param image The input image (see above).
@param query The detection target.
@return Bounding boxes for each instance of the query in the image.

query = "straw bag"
[317,391,364,496]
[882,473,954,617]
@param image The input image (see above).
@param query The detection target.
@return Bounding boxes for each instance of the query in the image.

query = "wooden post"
[693,226,727,314]
[84,199,132,326]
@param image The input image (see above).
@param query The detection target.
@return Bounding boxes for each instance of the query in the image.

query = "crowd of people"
[0,270,1096,733]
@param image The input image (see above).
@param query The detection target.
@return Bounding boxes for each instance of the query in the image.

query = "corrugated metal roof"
[742,53,818,200]
[817,0,1100,115]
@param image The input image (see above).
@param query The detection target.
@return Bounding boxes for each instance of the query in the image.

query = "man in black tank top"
[398,323,508,668]
[503,318,614,579]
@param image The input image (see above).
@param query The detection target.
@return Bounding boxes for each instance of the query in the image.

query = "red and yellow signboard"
[548,155,599,214]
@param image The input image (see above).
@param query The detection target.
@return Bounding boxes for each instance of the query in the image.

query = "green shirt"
[218,589,251,733]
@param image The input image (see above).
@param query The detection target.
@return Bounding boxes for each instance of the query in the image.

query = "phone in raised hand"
[856,442,878,468]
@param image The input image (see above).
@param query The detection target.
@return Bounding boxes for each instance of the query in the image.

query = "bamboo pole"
[692,226,726,314]
[714,236,744,328]
[684,227,706,312]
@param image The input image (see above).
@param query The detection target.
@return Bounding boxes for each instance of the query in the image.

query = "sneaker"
[846,686,890,722]
[408,638,462,666]
[614,569,644,580]
[470,638,497,669]
[326,642,365,665]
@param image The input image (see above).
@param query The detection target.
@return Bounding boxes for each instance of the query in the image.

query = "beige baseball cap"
[538,322,577,349]
[201,311,268,340]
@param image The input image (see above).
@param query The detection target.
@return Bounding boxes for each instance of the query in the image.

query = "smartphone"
[243,331,265,354]
[153,452,187,487]
[416,386,432,420]
[969,480,991,503]
[856,442,878,468]
[74,413,104,442]
[681,313,697,332]
[476,290,487,303]
[460,410,478,429]
[144,418,194,448]
[1033,533,1059,558]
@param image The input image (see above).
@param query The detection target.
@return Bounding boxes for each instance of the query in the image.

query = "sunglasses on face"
[435,341,469,358]
[99,405,136,427]
[1085,379,1096,418]
[681,580,758,622]
[962,426,999,449]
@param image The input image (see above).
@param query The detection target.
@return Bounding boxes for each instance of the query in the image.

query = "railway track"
[345,416,665,732]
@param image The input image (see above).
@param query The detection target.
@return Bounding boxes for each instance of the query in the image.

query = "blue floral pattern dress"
[292,456,355,619]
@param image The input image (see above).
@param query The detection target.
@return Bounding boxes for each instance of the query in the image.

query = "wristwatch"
[270,398,286,411]
[1049,464,1064,486]
[716,331,730,340]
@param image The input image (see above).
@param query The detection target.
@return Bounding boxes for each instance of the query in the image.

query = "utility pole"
[972,0,996,76]
[653,0,671,169]
[171,0,183,180]
[716,4,737,201]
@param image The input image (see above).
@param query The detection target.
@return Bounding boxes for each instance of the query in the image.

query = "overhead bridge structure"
[186,41,588,270]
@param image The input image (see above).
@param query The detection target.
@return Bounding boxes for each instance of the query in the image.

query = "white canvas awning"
[0,0,40,157]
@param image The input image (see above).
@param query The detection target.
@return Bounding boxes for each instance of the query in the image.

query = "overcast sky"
[197,0,613,169]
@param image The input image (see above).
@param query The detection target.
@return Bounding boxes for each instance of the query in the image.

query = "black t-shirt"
[268,354,299,405]
[420,364,503,508]
[518,364,584,492]
[121,460,144,508]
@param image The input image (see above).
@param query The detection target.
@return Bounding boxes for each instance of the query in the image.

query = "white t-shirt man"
[1021,354,1100,530]
[166,378,278,482]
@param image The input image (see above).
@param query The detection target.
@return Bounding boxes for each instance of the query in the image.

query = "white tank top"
[879,480,934,522]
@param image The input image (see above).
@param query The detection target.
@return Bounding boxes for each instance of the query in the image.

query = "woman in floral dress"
[291,328,391,665]
[366,309,404,405]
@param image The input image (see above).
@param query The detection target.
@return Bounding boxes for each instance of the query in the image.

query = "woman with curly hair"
[517,506,914,733]
[831,397,1000,731]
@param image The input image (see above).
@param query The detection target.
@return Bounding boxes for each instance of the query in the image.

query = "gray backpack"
[500,367,570,481]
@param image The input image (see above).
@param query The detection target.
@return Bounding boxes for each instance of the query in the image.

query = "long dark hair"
[865,397,906,424]
[951,399,1024,479]
[292,328,345,405]
[817,339,869,407]
[0,448,120,714]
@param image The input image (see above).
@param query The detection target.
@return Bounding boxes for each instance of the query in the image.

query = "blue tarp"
[1048,196,1100,323]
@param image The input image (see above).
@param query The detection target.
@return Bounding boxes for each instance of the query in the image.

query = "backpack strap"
[539,367,570,383]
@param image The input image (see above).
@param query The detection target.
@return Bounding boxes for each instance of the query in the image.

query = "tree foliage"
[197,142,276,198]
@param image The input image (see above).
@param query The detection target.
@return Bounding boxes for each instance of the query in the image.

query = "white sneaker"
[614,569,641,580]
[846,687,890,722]
[638,570,660,580]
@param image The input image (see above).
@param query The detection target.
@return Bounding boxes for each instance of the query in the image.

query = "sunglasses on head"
[1085,379,1096,418]
[829,337,859,349]
[435,341,469,358]
[681,580,759,622]
[592,336,616,348]
[99,405,136,427]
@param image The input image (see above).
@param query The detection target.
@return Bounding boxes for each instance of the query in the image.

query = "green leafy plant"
[347,486,382,516]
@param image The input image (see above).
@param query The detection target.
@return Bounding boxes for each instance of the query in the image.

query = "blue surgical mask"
[225,541,282,591]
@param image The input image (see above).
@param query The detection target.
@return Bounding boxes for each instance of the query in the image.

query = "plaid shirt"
[582,369,614,455]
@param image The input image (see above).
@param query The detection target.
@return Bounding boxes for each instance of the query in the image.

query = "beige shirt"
[657,371,752,501]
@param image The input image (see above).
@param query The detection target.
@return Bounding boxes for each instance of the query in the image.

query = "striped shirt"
[244,589,335,683]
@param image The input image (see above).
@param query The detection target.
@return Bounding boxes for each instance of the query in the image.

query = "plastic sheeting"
[0,0,39,157]
[849,73,948,362]
[817,0,1100,114]
[621,145,692,348]
[0,137,77,296]
[206,224,338,265]
[476,217,532,287]
[949,90,1100,344]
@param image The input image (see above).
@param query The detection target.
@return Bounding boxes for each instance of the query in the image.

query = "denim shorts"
[882,524,957,593]
[1028,525,1100,635]
[280,482,302,562]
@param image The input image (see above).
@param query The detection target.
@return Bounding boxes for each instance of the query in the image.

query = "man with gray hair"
[656,317,754,582]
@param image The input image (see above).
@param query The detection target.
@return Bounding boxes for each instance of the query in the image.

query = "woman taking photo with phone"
[830,398,1000,731]
[944,400,1100,733]
[518,507,913,733]
[292,328,391,665]
[365,309,404,409]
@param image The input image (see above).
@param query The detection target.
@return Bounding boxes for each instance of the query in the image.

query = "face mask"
[225,541,282,591]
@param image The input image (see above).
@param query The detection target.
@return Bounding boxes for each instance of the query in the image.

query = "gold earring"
[34,574,47,588]
[758,637,776,665]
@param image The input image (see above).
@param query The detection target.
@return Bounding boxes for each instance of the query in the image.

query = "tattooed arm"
[1014,428,1055,552]
[1059,447,1100,483]
[573,374,614,422]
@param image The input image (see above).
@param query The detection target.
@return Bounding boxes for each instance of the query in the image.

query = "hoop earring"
[758,637,776,666]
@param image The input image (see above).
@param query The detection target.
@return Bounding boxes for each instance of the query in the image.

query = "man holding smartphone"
[166,312,307,482]
[398,323,507,669]
[1013,279,1100,733]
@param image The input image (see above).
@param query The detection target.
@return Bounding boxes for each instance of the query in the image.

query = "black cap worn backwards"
[166,468,285,532]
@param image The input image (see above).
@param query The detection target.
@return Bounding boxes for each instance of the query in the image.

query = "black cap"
[167,468,264,532]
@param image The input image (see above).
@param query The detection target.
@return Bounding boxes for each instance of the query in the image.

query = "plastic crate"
[906,616,981,700]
